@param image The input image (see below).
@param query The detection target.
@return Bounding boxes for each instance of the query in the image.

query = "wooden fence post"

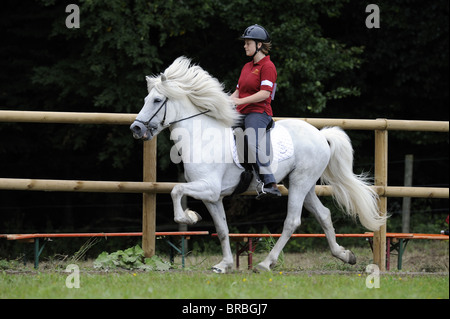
[142,137,157,258]
[402,154,414,233]
[373,128,388,271]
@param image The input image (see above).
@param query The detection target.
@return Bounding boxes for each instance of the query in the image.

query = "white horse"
[130,56,386,273]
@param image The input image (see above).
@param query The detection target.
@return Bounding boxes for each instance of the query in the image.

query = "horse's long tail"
[320,126,386,231]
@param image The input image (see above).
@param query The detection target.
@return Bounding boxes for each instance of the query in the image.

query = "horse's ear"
[161,74,167,82]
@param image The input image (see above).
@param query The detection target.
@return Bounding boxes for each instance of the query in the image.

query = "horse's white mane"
[146,56,240,127]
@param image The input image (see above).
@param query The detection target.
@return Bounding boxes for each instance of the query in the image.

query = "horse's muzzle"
[130,121,152,140]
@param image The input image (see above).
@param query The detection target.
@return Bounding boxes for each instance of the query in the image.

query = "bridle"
[134,97,210,135]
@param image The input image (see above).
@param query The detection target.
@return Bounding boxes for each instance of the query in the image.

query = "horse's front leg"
[204,201,233,273]
[171,180,218,225]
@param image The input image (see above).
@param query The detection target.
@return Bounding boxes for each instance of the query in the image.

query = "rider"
[231,24,281,198]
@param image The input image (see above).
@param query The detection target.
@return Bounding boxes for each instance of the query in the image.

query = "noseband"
[134,97,169,135]
[134,97,211,136]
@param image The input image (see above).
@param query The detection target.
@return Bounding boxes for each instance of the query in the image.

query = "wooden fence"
[1,110,448,270]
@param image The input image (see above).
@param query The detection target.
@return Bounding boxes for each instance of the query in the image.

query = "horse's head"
[130,76,172,141]
[131,56,239,140]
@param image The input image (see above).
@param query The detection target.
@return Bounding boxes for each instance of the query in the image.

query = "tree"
[1,0,447,242]
[26,0,363,169]
[322,0,449,122]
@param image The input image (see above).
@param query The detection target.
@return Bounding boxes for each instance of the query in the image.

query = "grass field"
[1,241,448,299]
[1,269,448,299]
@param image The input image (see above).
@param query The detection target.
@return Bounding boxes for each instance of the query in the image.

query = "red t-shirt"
[236,55,277,116]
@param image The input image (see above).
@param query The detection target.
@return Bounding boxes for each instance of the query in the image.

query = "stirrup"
[255,179,267,200]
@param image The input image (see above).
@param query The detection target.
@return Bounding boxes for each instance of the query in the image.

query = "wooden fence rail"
[1,110,448,131]
[1,110,448,270]
[0,178,448,198]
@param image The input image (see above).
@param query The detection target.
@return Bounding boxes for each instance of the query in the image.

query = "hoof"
[211,266,224,274]
[254,262,271,273]
[211,261,232,274]
[347,250,357,265]
[185,209,202,224]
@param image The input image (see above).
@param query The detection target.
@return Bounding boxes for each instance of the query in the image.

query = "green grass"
[1,270,448,299]
[1,241,448,299]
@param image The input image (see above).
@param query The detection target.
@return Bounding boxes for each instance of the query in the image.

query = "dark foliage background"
[0,0,448,258]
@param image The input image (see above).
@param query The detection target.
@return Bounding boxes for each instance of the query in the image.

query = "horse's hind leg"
[255,184,306,272]
[304,188,356,264]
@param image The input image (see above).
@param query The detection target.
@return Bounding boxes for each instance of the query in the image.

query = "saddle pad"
[230,124,294,169]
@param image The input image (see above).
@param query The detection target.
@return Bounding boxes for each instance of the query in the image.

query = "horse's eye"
[154,98,162,104]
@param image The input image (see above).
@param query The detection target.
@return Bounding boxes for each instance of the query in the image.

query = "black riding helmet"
[240,24,271,58]
[240,24,270,42]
